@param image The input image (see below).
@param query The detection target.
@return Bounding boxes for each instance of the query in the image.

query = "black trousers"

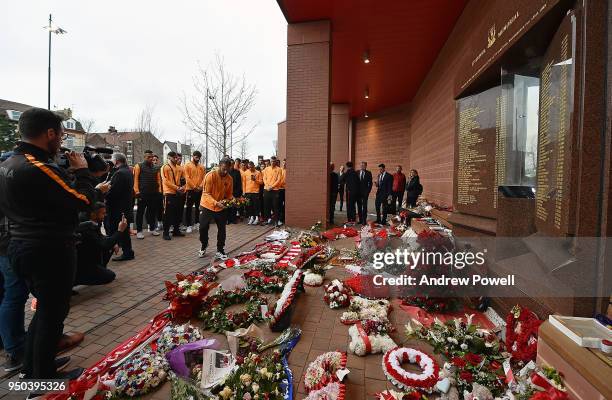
[406,195,418,208]
[199,208,227,252]
[278,189,285,223]
[346,192,359,222]
[329,192,338,224]
[74,252,116,286]
[391,191,404,214]
[258,187,264,217]
[358,193,369,224]
[163,194,183,234]
[8,239,75,379]
[106,210,133,257]
[375,194,390,223]
[338,188,345,211]
[156,193,164,225]
[263,190,279,220]
[136,193,159,232]
[245,193,260,218]
[184,190,202,227]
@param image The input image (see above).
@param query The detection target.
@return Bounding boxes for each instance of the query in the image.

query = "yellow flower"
[219,386,233,400]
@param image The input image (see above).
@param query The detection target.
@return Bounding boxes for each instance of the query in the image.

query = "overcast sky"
[0,0,287,160]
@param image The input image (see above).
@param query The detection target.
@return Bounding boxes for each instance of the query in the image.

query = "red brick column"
[285,21,331,228]
[331,104,350,170]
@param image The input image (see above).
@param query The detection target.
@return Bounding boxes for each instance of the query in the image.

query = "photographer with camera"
[104,153,134,261]
[0,108,100,386]
[75,202,126,286]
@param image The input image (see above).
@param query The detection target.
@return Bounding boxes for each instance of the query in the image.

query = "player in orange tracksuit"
[160,151,185,240]
[183,151,206,233]
[262,156,284,226]
[198,157,233,260]
[243,160,264,225]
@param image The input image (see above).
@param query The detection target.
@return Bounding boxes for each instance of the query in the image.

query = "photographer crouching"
[0,108,105,392]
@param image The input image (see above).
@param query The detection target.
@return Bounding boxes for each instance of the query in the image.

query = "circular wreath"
[304,351,348,392]
[382,347,439,392]
[199,288,268,332]
[323,280,351,309]
[113,349,168,397]
[505,305,542,363]
[243,265,289,293]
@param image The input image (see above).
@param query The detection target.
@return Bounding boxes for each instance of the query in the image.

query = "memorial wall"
[535,13,576,236]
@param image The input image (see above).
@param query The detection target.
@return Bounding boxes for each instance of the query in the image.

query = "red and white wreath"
[382,347,440,392]
[303,382,346,400]
[323,280,352,309]
[304,351,348,392]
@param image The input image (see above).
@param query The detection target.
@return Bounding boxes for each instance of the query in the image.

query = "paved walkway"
[0,222,273,399]
[1,218,429,400]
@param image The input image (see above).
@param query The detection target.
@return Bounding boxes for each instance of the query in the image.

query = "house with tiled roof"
[0,99,86,150]
[87,126,163,165]
[162,141,192,164]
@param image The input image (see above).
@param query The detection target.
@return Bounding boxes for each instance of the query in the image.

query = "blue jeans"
[0,254,28,357]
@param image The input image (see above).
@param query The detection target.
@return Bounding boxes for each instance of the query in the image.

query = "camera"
[58,145,114,173]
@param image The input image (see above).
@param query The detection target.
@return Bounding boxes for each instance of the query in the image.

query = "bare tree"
[181,55,257,163]
[80,118,96,133]
[239,138,249,160]
[135,105,163,151]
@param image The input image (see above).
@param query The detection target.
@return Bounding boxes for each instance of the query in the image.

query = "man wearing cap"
[374,163,393,225]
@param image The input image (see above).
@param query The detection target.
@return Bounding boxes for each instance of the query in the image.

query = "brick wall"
[277,120,287,161]
[285,21,331,228]
[330,104,350,170]
[354,103,410,199]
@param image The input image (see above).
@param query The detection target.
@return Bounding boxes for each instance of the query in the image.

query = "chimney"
[108,126,118,134]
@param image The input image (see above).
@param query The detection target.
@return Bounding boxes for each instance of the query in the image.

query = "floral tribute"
[112,349,169,397]
[415,230,452,252]
[304,271,324,287]
[348,319,396,356]
[505,305,542,364]
[270,269,303,325]
[304,351,348,392]
[256,243,289,261]
[303,381,346,400]
[156,323,203,355]
[340,296,391,325]
[243,264,289,293]
[164,273,216,320]
[299,232,320,248]
[402,296,461,314]
[199,288,268,333]
[374,389,428,400]
[214,351,288,400]
[289,245,324,269]
[219,196,250,208]
[382,347,439,392]
[406,315,507,396]
[323,279,352,309]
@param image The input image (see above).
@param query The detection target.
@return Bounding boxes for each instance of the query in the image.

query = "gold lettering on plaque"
[487,24,497,48]
[457,106,487,205]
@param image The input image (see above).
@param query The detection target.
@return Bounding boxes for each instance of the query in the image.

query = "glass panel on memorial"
[499,72,540,188]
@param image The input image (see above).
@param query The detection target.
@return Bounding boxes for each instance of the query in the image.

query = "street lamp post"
[45,14,67,110]
[205,88,215,168]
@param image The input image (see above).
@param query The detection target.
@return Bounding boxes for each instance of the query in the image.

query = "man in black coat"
[227,160,243,224]
[340,161,360,223]
[75,203,125,286]
[329,163,339,225]
[374,163,394,224]
[105,153,135,261]
[357,161,373,225]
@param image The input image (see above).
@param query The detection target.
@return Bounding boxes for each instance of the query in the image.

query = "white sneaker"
[136,231,145,239]
[266,218,272,225]
[186,226,193,234]
[247,217,253,225]
[197,250,206,258]
[151,230,160,236]
[215,251,228,261]
[277,221,283,227]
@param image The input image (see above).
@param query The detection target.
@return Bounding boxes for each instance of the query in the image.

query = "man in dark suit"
[329,163,339,225]
[105,153,135,261]
[357,161,373,225]
[374,163,393,225]
[340,162,360,223]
